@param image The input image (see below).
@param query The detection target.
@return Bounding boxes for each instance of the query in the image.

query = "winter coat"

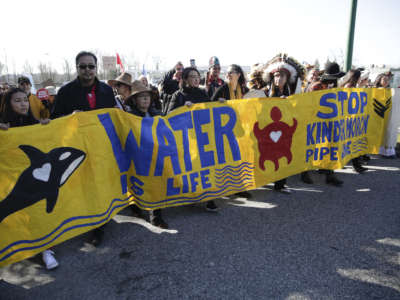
[167,86,210,114]
[159,69,180,115]
[28,93,50,119]
[129,105,161,118]
[2,110,38,128]
[211,83,249,101]
[52,77,116,118]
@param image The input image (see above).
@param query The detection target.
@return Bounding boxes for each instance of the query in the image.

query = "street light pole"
[345,0,358,71]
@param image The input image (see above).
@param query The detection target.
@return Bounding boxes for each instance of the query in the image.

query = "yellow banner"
[0,88,392,267]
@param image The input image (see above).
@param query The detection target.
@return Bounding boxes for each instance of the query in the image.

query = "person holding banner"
[51,51,117,246]
[211,64,249,102]
[138,75,162,111]
[125,80,169,227]
[0,88,58,269]
[167,67,220,211]
[211,64,252,199]
[307,62,345,186]
[339,69,368,173]
[261,54,305,193]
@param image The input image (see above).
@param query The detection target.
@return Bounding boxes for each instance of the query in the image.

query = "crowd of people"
[0,51,397,270]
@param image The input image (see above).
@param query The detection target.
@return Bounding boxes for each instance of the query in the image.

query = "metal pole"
[345,0,358,71]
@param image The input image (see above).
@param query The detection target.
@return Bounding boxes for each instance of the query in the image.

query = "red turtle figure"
[253,106,297,171]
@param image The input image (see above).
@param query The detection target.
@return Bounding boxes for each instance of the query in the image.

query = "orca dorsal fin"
[19,145,46,163]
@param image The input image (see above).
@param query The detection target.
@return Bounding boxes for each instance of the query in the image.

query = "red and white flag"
[116,53,124,73]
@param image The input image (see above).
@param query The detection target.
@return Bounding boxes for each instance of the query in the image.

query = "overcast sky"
[2,0,400,73]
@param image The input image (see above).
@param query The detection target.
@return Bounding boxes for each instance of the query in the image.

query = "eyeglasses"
[78,64,96,70]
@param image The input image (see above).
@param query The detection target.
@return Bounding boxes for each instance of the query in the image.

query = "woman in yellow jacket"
[17,76,50,119]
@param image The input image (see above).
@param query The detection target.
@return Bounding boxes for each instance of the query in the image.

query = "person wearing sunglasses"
[52,51,116,119]
[166,67,219,212]
[211,64,249,102]
[51,51,116,247]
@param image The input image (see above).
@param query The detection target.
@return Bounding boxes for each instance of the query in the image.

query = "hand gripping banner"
[0,88,394,267]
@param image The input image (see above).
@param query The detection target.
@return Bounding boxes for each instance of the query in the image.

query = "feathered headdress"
[263,53,305,84]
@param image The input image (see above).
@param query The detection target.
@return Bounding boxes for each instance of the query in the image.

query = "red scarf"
[86,84,97,109]
[207,75,223,86]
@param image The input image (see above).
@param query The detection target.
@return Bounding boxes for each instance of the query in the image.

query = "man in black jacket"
[52,51,116,118]
[52,51,116,246]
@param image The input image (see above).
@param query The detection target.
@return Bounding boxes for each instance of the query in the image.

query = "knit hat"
[209,56,220,69]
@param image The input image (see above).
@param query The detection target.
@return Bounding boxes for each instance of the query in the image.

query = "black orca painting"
[0,145,86,223]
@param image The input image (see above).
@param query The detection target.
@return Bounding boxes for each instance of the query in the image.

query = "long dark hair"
[374,72,392,88]
[228,64,247,93]
[181,67,201,89]
[0,87,37,126]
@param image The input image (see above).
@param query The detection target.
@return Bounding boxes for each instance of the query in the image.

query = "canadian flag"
[116,53,124,73]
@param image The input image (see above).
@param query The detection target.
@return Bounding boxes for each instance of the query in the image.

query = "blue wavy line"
[215,162,253,172]
[215,166,254,174]
[215,174,252,182]
[353,141,368,145]
[215,167,254,177]
[134,183,253,208]
[0,196,133,256]
[216,178,253,187]
[136,184,253,208]
[216,180,253,189]
[215,167,255,177]
[215,164,254,173]
[0,201,130,262]
[352,146,367,150]
[352,149,364,153]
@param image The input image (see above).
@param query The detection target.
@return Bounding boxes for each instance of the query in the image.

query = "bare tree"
[0,61,5,76]
[38,62,58,83]
[62,59,73,82]
[22,60,34,74]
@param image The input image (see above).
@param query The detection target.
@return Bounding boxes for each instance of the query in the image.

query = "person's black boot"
[205,200,219,212]
[352,158,367,173]
[90,227,104,246]
[130,204,144,219]
[326,173,343,186]
[234,191,252,198]
[301,171,313,184]
[150,209,168,229]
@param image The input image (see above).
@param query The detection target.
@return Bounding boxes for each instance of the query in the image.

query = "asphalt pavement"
[1,155,399,300]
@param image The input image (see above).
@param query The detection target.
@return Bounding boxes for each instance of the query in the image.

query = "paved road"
[1,156,399,300]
